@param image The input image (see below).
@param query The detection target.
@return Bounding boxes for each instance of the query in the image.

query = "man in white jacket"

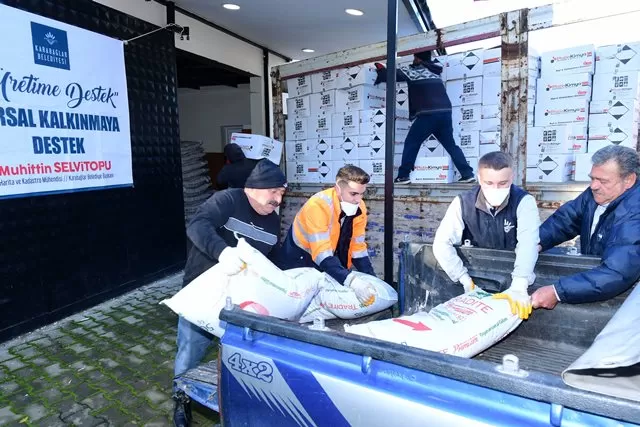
[433,151,541,320]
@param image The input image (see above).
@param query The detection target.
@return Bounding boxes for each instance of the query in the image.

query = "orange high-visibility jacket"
[291,187,369,268]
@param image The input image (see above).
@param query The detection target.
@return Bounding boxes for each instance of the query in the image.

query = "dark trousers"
[398,112,474,179]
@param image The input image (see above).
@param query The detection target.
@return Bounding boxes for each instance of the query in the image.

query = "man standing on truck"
[276,164,377,306]
[532,145,640,310]
[373,51,475,184]
[172,159,287,427]
[432,151,540,320]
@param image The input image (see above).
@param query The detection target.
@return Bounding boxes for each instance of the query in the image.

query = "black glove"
[373,63,386,85]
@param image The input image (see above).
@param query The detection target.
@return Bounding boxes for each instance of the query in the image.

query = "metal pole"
[384,0,398,285]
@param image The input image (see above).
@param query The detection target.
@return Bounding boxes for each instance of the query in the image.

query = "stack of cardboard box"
[479,48,539,162]
[527,45,595,183]
[575,42,640,181]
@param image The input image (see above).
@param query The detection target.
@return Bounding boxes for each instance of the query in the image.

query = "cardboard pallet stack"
[285,64,411,184]
[479,48,539,162]
[527,45,595,183]
[574,42,640,181]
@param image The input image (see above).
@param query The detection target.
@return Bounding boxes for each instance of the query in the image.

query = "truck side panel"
[219,323,631,427]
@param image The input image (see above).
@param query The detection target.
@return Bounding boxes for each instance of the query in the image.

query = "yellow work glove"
[493,282,532,320]
[459,273,476,293]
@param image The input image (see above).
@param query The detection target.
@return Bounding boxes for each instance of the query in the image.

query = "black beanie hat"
[415,50,432,62]
[245,159,288,189]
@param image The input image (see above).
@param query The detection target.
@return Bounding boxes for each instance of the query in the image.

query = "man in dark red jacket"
[533,145,640,309]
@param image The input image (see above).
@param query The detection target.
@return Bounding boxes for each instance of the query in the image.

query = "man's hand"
[493,282,532,320]
[346,273,377,307]
[373,63,386,85]
[531,285,559,310]
[459,273,476,293]
[218,246,246,275]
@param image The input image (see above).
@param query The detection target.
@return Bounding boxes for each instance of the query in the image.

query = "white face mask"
[340,200,359,216]
[483,187,510,207]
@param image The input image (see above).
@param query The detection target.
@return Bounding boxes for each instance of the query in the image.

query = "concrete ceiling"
[173,0,424,60]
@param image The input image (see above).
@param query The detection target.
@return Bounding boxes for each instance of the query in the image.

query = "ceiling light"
[302,48,315,53]
[223,4,240,10]
[345,8,364,16]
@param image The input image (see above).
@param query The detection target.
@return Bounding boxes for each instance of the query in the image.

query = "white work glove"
[459,273,476,293]
[217,246,246,275]
[345,272,377,307]
[492,279,532,320]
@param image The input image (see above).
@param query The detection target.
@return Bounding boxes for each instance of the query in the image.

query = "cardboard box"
[416,134,445,157]
[337,64,378,89]
[336,85,386,112]
[536,73,593,103]
[331,111,360,137]
[410,157,454,184]
[540,45,595,76]
[310,90,337,115]
[479,132,501,157]
[311,69,342,92]
[446,76,483,106]
[592,71,640,101]
[286,95,311,117]
[308,112,332,139]
[526,154,575,183]
[286,161,315,183]
[527,125,588,155]
[332,136,361,161]
[595,42,640,74]
[359,108,411,136]
[574,152,593,182]
[534,99,589,127]
[285,117,308,141]
[588,98,640,129]
[303,162,320,183]
[482,77,500,106]
[359,159,386,184]
[394,139,405,155]
[481,104,535,131]
[434,55,448,81]
[230,133,283,165]
[454,157,479,181]
[285,140,307,162]
[314,161,335,184]
[447,49,484,80]
[287,75,312,97]
[456,131,480,158]
[587,126,639,152]
[357,135,386,160]
[396,83,409,112]
[306,138,333,161]
[483,47,541,77]
[452,104,482,132]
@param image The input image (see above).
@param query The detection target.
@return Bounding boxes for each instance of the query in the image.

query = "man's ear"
[624,173,637,189]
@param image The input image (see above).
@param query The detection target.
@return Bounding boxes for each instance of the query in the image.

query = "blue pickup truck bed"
[175,244,640,426]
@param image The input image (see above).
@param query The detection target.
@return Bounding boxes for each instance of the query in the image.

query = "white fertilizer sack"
[299,272,398,323]
[161,238,322,338]
[344,289,522,358]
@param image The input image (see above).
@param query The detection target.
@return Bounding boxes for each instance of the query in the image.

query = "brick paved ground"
[0,273,219,426]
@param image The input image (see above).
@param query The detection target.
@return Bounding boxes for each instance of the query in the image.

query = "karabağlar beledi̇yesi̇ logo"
[31,21,70,70]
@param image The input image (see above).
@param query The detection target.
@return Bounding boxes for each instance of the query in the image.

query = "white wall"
[178,85,251,153]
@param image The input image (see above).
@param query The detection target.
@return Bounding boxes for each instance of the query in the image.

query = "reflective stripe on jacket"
[291,187,369,268]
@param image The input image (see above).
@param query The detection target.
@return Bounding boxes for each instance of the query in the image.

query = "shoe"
[394,176,411,185]
[173,391,192,427]
[458,176,476,183]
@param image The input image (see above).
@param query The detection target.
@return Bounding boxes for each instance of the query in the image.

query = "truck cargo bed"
[475,336,585,376]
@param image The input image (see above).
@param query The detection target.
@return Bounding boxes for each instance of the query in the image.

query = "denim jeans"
[398,112,474,180]
[173,316,214,390]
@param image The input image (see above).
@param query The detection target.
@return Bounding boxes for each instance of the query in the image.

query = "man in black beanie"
[172,159,287,426]
[374,50,475,184]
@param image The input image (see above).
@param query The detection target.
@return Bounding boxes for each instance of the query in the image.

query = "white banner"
[0,4,132,199]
